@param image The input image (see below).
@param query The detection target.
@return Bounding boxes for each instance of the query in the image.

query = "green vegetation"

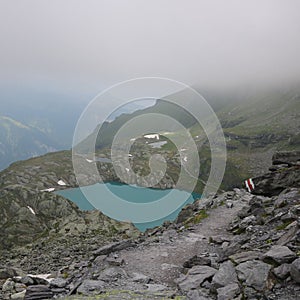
[184,209,208,227]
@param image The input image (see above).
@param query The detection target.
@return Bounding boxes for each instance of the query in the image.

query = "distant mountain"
[0,116,60,170]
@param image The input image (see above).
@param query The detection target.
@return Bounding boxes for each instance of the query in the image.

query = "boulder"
[236,260,271,291]
[272,151,300,166]
[273,263,291,280]
[263,246,296,264]
[217,283,240,300]
[212,261,238,289]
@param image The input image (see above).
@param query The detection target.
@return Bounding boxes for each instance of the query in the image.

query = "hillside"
[77,87,300,190]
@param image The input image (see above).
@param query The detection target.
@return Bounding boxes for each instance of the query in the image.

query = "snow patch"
[27,206,36,215]
[144,134,159,140]
[57,180,67,186]
[41,188,55,192]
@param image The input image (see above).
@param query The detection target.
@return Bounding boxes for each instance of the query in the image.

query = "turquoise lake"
[55,182,201,231]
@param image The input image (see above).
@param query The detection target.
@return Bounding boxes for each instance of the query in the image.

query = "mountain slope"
[0,116,61,170]
[77,87,300,189]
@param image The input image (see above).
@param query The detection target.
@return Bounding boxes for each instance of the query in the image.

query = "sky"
[1,0,300,99]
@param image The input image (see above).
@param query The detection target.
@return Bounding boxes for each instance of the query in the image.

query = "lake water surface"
[56,182,200,231]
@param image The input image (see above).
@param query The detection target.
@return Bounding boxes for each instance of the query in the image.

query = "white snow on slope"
[27,206,36,215]
[57,180,67,186]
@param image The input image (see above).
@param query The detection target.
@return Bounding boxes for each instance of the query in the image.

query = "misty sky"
[1,0,300,98]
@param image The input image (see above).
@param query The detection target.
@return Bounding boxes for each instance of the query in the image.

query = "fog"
[1,0,300,97]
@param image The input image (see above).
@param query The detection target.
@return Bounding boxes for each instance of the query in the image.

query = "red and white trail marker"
[245,178,255,193]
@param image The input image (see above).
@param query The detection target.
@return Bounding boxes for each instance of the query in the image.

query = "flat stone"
[217,283,240,300]
[236,260,271,291]
[176,266,217,292]
[229,251,263,264]
[263,246,296,264]
[290,258,300,283]
[77,280,106,296]
[212,261,238,289]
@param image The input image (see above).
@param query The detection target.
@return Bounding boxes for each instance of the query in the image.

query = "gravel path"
[118,199,245,287]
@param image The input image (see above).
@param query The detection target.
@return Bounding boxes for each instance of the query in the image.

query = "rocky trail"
[119,200,245,286]
[1,151,300,300]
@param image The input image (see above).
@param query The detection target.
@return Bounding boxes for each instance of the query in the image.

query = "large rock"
[212,261,238,289]
[273,263,291,280]
[175,266,217,292]
[217,283,240,300]
[77,280,106,296]
[236,260,271,291]
[252,152,300,197]
[263,246,296,264]
[290,258,300,283]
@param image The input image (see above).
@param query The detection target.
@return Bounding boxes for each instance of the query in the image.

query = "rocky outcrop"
[252,150,300,196]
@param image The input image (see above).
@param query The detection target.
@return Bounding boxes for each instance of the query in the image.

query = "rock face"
[252,150,300,196]
[272,151,300,166]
